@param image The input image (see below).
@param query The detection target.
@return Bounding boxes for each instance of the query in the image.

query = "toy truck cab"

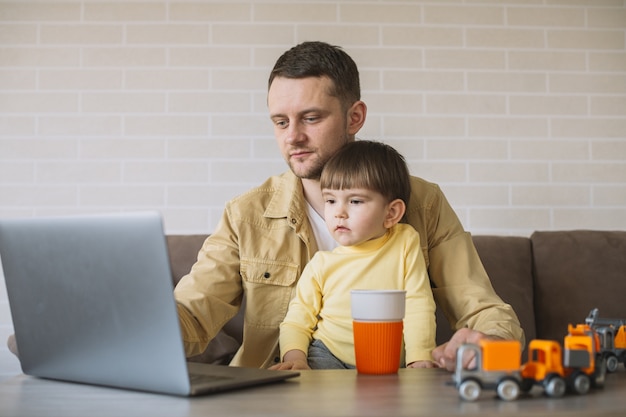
[453,339,522,401]
[562,324,606,393]
[520,339,567,397]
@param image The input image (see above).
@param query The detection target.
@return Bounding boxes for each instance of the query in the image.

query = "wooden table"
[1,368,625,417]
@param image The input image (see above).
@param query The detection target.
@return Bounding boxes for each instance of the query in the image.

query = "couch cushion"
[166,234,209,285]
[471,235,536,344]
[531,230,626,342]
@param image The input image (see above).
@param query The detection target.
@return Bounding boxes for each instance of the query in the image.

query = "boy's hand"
[407,360,438,368]
[269,359,310,370]
[268,349,311,370]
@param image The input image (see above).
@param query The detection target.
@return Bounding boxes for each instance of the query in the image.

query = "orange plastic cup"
[353,320,403,374]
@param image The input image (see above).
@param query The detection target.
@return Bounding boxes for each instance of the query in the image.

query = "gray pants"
[307,339,356,370]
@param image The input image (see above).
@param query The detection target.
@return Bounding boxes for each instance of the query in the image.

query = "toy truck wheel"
[458,379,481,401]
[570,373,590,395]
[606,355,619,373]
[496,379,520,401]
[544,376,566,398]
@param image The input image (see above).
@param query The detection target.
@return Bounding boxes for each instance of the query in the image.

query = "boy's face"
[268,76,353,180]
[322,188,392,247]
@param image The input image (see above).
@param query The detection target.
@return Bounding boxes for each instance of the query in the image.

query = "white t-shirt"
[305,201,338,252]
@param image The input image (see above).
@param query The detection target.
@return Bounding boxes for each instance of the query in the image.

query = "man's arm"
[174,205,244,358]
[406,178,525,371]
[428,231,524,342]
[7,334,18,357]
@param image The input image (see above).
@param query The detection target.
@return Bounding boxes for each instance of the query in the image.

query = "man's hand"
[431,328,501,372]
[268,349,311,371]
[7,334,18,358]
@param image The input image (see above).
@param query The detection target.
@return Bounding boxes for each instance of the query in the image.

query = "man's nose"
[285,122,305,144]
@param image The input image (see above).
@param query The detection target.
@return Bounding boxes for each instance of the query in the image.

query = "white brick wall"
[0,0,625,379]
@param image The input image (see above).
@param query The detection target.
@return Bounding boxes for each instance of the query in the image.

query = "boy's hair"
[268,41,360,111]
[320,140,412,209]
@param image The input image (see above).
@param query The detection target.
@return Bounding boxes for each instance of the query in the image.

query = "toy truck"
[520,323,606,397]
[453,323,607,401]
[452,339,523,401]
[585,308,626,372]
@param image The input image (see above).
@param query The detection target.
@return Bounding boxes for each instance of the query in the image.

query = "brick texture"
[0,0,625,379]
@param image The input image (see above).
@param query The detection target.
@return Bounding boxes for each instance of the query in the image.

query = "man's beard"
[292,157,325,180]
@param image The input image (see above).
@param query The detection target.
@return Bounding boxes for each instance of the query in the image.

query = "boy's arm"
[403,231,438,365]
[276,259,323,368]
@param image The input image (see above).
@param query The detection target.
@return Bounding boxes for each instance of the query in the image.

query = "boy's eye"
[350,199,363,204]
[325,199,335,204]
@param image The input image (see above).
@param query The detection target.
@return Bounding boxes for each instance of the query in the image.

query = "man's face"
[268,76,352,180]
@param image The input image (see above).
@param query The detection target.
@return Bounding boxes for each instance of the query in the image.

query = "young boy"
[272,140,437,370]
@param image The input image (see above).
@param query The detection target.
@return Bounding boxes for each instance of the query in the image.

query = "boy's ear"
[383,199,406,229]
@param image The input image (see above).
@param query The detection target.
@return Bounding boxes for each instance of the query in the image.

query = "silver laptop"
[0,211,298,396]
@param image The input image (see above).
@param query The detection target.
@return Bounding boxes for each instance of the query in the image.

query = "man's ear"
[383,199,406,229]
[347,100,367,136]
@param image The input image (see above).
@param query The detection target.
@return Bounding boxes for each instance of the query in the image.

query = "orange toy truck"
[453,339,522,401]
[453,323,607,401]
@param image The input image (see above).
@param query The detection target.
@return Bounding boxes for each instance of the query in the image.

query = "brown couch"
[166,230,626,365]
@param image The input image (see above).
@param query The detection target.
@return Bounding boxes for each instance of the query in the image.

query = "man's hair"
[268,41,360,110]
[320,140,411,209]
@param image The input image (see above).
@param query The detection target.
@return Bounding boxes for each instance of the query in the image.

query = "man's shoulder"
[409,175,441,194]
[223,171,304,224]
[228,171,295,205]
[408,175,444,210]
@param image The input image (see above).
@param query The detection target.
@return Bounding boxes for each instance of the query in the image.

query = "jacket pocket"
[240,258,299,327]
[240,258,299,287]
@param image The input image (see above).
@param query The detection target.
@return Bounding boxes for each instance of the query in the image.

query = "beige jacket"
[174,170,524,368]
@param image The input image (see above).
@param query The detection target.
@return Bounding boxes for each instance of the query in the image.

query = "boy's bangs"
[322,167,372,191]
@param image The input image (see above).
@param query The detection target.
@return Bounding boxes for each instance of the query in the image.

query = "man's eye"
[274,120,287,128]
[304,116,318,123]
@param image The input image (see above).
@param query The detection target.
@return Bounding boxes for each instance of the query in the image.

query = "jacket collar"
[264,171,316,254]
[264,170,306,221]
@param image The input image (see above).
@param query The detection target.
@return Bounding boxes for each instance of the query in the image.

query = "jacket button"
[291,218,297,224]
[274,356,280,363]
[263,272,270,279]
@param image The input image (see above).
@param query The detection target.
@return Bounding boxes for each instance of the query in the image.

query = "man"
[174,41,524,372]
